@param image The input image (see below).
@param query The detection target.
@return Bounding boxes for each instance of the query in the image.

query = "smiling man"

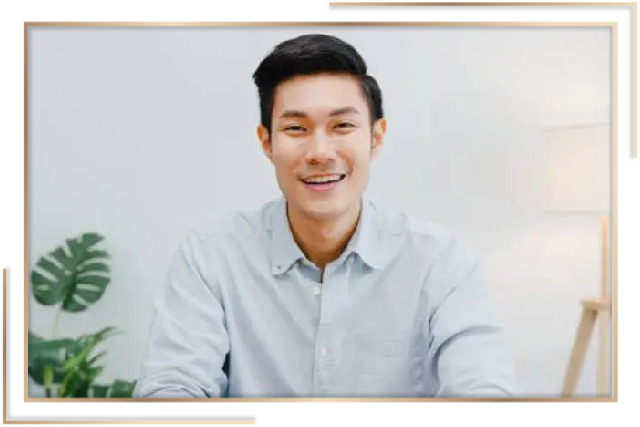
[133,34,517,398]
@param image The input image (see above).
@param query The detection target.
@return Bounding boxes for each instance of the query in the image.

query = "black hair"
[252,34,384,134]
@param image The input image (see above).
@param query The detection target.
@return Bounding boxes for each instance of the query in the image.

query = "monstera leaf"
[31,232,110,313]
[28,232,137,398]
[28,331,77,387]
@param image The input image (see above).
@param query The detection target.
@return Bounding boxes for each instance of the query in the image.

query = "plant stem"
[44,364,54,397]
[51,306,62,338]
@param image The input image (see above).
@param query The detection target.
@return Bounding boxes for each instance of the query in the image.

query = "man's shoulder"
[372,201,478,263]
[184,199,279,243]
[372,202,455,245]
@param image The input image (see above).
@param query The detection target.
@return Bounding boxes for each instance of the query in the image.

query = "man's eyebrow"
[279,110,308,119]
[278,107,361,119]
[329,106,360,117]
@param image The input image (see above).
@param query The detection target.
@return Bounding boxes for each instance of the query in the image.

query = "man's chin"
[294,198,344,220]
[307,197,362,221]
[303,204,339,219]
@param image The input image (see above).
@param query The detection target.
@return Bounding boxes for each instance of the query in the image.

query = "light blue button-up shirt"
[133,197,517,398]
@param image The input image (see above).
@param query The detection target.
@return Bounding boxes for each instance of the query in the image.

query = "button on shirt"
[133,197,517,398]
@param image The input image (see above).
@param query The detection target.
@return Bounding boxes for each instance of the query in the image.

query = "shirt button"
[313,286,322,295]
[320,346,329,357]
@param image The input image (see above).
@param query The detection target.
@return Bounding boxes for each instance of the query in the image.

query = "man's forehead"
[273,74,367,117]
[278,74,361,93]
[277,106,362,119]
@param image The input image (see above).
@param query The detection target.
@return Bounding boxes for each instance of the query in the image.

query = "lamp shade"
[543,125,611,214]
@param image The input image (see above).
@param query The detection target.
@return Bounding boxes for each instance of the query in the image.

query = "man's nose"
[304,132,337,164]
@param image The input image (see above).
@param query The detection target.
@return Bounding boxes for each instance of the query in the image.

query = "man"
[133,34,517,398]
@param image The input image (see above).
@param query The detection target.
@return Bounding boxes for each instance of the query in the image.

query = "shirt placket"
[312,254,355,397]
[312,263,341,396]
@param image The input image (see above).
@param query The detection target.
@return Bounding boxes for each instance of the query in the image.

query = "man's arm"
[133,229,229,398]
[426,236,517,397]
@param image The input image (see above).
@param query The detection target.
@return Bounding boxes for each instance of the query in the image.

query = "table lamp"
[542,124,612,397]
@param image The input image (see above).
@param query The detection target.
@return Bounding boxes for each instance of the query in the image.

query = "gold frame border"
[16,17,620,414]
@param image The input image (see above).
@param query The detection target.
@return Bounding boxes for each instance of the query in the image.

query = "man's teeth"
[304,175,343,184]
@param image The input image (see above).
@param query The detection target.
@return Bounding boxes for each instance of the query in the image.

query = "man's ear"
[370,118,387,161]
[257,124,272,160]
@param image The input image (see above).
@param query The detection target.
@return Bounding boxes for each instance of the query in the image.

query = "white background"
[0,1,638,426]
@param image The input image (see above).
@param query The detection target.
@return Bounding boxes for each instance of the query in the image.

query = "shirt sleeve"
[133,229,229,398]
[425,236,518,397]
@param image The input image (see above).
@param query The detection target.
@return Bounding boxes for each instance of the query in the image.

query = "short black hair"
[252,34,384,134]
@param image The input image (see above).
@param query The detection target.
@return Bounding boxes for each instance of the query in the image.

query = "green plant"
[28,232,136,397]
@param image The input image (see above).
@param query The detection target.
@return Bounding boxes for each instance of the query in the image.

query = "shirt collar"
[342,197,384,270]
[270,198,305,275]
[269,196,387,276]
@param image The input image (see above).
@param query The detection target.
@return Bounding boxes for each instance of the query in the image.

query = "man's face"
[258,73,386,222]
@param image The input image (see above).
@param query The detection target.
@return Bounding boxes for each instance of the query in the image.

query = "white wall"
[28,25,611,397]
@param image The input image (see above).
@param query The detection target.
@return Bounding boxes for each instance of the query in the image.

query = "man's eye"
[335,122,355,129]
[285,125,306,132]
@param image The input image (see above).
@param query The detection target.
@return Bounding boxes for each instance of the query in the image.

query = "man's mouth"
[301,174,347,185]
[300,173,347,193]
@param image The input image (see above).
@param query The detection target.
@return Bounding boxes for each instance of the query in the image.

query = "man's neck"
[287,201,361,272]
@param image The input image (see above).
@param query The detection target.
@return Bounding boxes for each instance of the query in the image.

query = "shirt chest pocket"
[351,331,416,395]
